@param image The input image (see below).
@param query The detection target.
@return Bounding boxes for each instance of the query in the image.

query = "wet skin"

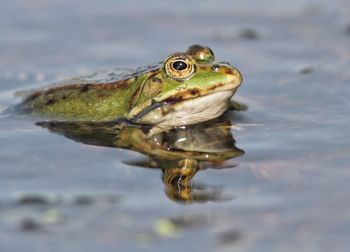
[17,45,243,128]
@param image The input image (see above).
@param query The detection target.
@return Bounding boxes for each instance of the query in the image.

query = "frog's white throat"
[137,90,234,127]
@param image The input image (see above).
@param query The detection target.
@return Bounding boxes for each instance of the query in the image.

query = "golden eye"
[165,54,195,80]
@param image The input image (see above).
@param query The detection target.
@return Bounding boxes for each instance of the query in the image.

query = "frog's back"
[17,64,161,121]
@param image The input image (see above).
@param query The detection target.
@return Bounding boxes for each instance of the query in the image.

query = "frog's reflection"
[37,116,244,204]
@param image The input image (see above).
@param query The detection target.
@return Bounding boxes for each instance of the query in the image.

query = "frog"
[17,45,244,128]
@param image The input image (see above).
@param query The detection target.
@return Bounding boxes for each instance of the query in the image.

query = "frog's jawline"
[129,101,166,124]
[133,90,234,127]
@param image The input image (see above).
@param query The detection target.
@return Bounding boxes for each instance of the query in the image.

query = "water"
[1,0,350,251]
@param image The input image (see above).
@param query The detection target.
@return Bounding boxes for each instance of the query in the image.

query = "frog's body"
[18,45,243,127]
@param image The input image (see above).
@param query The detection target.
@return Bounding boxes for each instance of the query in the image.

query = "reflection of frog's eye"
[165,54,195,80]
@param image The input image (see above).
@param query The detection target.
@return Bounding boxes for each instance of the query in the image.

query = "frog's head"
[127,45,242,127]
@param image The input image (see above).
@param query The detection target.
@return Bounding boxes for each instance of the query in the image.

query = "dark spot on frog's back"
[46,98,56,105]
[80,84,91,92]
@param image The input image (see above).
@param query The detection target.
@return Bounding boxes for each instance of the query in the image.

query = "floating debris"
[153,219,180,238]
[73,194,121,205]
[41,210,63,224]
[20,217,41,231]
[73,195,95,205]
[239,28,260,40]
[299,66,314,74]
[218,229,243,245]
[16,194,59,205]
[19,210,64,232]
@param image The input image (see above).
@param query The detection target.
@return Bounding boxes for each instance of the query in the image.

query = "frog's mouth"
[131,89,235,127]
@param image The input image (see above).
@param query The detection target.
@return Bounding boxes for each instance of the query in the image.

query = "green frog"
[17,45,244,128]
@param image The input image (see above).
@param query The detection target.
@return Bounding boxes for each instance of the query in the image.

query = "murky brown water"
[1,0,350,251]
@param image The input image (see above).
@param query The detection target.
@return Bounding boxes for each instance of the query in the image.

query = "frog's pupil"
[172,61,187,71]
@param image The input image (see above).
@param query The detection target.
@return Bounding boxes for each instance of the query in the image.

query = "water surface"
[1,0,350,251]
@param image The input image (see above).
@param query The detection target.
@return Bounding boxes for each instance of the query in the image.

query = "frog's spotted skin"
[18,64,162,121]
[18,45,243,127]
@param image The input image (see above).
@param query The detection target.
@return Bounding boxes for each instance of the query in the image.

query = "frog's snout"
[211,63,242,86]
[211,62,234,73]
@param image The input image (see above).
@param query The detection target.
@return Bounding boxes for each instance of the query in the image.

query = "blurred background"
[1,0,350,251]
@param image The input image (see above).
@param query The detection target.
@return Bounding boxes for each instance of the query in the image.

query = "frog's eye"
[172,60,188,71]
[165,54,195,80]
[186,45,215,62]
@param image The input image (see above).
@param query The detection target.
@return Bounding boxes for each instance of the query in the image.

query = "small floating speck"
[153,219,181,238]
[20,217,41,231]
[19,210,64,232]
[17,72,28,81]
[15,193,60,205]
[41,210,63,224]
[218,229,243,245]
[73,193,121,205]
[73,195,95,205]
[239,28,260,40]
[35,73,45,82]
[299,66,314,74]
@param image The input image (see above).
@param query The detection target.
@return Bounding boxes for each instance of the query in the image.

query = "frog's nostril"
[212,64,220,71]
